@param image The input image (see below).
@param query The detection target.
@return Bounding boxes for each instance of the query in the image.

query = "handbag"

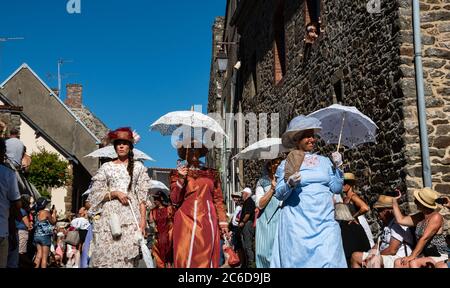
[334,193,354,221]
[108,191,122,239]
[65,230,80,246]
[365,237,382,268]
[223,236,240,267]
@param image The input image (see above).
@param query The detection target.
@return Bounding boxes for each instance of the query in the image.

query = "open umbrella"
[150,111,227,137]
[307,104,378,150]
[149,180,170,197]
[84,146,155,161]
[233,138,290,160]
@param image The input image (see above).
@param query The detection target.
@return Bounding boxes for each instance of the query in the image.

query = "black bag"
[423,245,441,257]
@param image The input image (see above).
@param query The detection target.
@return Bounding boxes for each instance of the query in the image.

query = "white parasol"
[84,146,155,161]
[233,138,290,160]
[307,104,378,151]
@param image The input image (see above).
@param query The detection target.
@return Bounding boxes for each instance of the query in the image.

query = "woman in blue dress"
[255,158,283,268]
[270,115,347,268]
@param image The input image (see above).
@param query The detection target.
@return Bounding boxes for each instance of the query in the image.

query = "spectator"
[33,198,57,268]
[393,188,448,268]
[337,173,372,265]
[16,195,33,268]
[0,138,21,268]
[229,192,243,267]
[5,128,24,169]
[305,22,319,44]
[351,195,414,268]
[239,187,255,268]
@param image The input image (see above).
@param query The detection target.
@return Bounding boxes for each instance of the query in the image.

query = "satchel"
[65,230,80,246]
[365,237,382,268]
[223,236,240,267]
[334,202,354,221]
[108,191,122,239]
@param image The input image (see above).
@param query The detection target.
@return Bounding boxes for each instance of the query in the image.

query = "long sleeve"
[7,170,20,202]
[170,170,186,206]
[326,158,343,194]
[212,172,228,227]
[87,164,108,215]
[134,163,150,204]
[274,160,294,201]
[255,185,265,209]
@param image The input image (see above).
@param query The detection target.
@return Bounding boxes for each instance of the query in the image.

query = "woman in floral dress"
[87,127,150,268]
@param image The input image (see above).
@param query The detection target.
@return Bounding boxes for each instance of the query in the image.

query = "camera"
[435,197,448,205]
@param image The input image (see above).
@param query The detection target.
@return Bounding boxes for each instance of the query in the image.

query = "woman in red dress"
[150,192,174,268]
[170,140,229,268]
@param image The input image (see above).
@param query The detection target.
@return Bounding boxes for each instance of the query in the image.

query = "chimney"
[65,84,82,109]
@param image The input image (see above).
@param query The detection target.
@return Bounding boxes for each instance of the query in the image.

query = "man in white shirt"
[230,192,242,240]
[351,195,414,268]
[5,128,25,169]
[0,138,21,268]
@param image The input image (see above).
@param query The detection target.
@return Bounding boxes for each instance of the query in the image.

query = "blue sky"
[0,0,225,168]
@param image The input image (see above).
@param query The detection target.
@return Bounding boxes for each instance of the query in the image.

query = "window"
[274,0,286,85]
[333,80,343,104]
[304,0,323,44]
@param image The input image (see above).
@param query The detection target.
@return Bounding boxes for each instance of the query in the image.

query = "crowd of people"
[1,117,450,268]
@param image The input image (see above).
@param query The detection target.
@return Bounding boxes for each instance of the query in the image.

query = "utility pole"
[57,59,73,95]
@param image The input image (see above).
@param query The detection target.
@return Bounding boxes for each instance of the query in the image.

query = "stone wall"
[399,0,450,223]
[0,106,22,136]
[233,0,405,234]
[207,16,226,170]
[237,0,403,192]
[228,0,450,234]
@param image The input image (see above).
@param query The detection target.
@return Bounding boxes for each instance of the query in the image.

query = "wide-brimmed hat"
[231,191,242,198]
[108,127,135,144]
[281,115,322,149]
[373,195,394,209]
[344,173,356,182]
[414,187,439,210]
[176,139,209,160]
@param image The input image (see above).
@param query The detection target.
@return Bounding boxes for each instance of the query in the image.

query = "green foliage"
[28,148,71,195]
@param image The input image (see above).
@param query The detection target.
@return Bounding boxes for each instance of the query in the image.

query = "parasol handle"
[337,112,346,152]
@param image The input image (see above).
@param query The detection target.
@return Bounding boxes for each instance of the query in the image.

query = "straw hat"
[281,115,322,149]
[413,187,439,210]
[231,191,242,198]
[344,173,356,182]
[373,195,394,209]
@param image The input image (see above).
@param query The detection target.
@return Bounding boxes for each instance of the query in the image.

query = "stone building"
[208,0,450,230]
[64,84,110,142]
[0,63,107,215]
